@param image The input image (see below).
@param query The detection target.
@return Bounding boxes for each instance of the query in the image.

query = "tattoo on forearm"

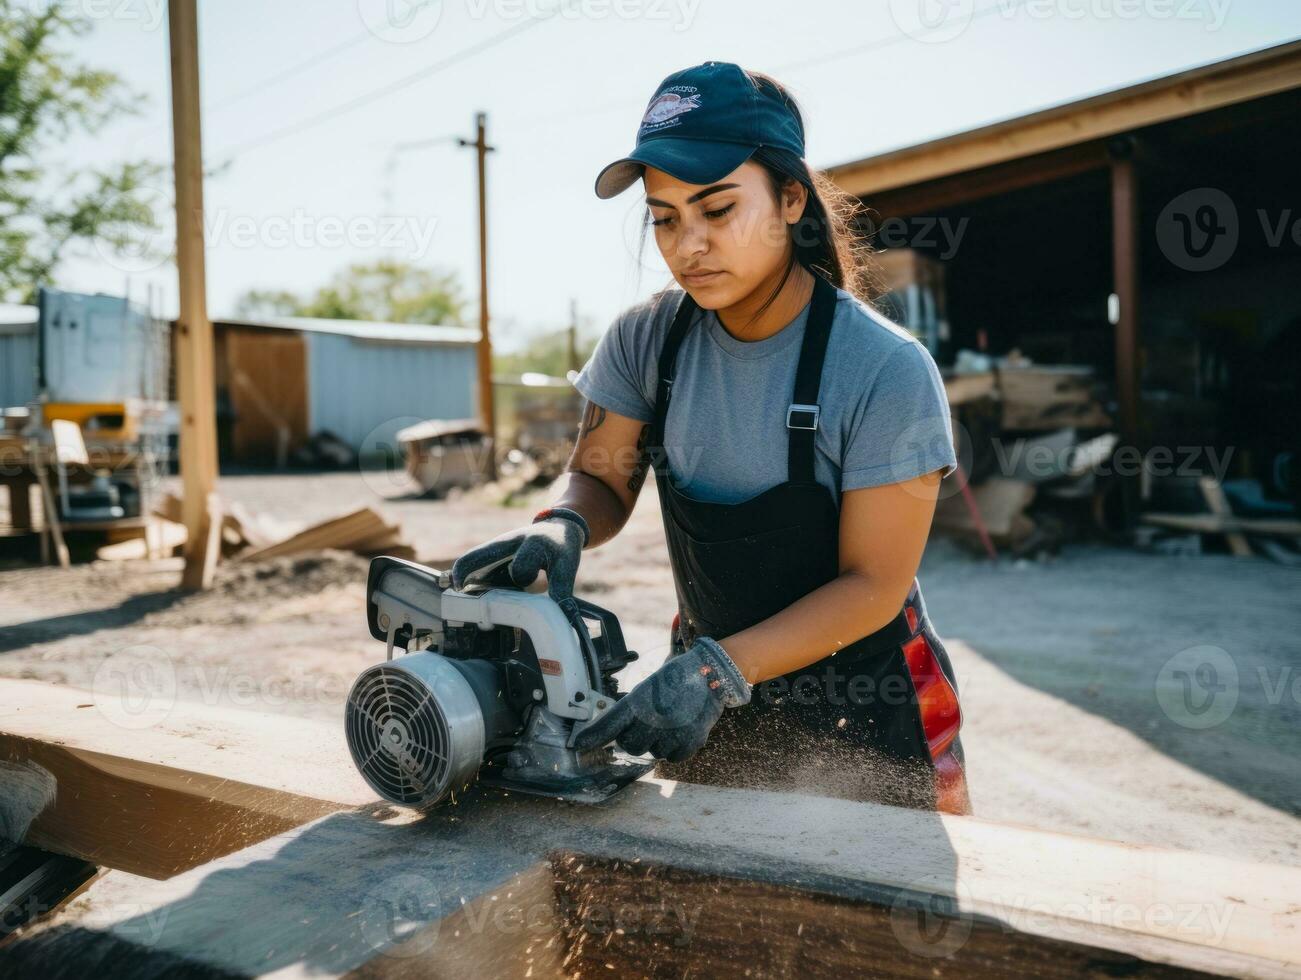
[628,424,651,493]
[580,401,607,435]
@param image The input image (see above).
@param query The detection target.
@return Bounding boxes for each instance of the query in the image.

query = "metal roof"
[826,38,1301,198]
[213,314,480,345]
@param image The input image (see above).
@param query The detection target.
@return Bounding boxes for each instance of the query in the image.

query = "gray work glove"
[572,637,751,762]
[450,507,589,602]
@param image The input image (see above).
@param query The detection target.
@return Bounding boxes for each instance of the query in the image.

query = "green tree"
[0,4,164,302]
[494,326,597,379]
[233,259,466,325]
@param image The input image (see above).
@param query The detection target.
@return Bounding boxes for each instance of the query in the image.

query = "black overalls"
[647,274,970,813]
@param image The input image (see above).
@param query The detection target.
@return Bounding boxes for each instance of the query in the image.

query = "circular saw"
[345,556,653,808]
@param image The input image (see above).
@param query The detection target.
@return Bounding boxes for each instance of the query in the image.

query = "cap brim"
[594,139,758,199]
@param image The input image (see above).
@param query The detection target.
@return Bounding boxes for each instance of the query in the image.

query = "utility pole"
[568,298,579,374]
[168,0,220,589]
[458,113,496,479]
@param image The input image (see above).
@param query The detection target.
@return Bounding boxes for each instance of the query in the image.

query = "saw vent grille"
[346,663,452,806]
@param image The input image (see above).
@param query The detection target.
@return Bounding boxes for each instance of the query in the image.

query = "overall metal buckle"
[786,403,820,431]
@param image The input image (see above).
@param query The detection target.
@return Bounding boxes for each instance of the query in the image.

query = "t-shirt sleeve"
[571,306,657,423]
[840,341,958,491]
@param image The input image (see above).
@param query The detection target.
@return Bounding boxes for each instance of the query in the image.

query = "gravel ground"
[1,467,1297,866]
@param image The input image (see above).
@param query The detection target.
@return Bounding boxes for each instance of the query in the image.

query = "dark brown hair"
[637,68,883,323]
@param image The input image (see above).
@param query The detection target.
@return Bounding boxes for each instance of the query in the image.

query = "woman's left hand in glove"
[572,636,751,762]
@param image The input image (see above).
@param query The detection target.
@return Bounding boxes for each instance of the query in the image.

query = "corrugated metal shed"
[305,331,477,453]
[0,305,38,409]
[209,314,481,461]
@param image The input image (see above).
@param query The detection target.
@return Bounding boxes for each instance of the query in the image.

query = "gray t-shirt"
[573,283,957,505]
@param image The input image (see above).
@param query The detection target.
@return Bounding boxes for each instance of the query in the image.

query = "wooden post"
[568,298,579,373]
[1109,136,1141,525]
[168,0,219,589]
[459,113,496,479]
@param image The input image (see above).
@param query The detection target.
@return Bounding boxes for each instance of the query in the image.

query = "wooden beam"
[168,0,219,589]
[827,38,1301,198]
[1110,137,1142,515]
[862,141,1110,218]
[1,680,1298,977]
[0,679,372,879]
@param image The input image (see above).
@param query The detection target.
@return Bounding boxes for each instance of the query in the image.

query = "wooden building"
[828,40,1301,493]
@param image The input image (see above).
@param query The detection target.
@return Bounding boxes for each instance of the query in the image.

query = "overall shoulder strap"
[787,274,837,484]
[649,289,699,458]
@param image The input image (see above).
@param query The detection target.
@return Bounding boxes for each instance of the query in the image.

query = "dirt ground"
[1,468,1297,867]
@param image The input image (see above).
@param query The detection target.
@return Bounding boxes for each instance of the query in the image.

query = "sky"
[47,0,1301,351]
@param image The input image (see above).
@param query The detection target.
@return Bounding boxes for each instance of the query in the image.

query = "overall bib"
[648,274,970,813]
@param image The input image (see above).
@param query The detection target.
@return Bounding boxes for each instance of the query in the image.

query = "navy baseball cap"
[594,61,805,200]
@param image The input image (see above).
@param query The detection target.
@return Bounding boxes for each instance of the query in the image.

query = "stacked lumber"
[996,364,1112,431]
[939,353,1121,556]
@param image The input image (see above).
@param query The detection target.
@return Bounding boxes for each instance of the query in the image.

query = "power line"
[214,11,562,162]
[772,0,1030,73]
[499,0,1034,138]
[206,32,373,113]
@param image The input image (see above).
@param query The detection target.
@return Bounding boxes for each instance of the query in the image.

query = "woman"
[451,61,969,814]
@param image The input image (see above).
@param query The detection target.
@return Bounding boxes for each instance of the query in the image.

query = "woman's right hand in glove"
[449,507,590,602]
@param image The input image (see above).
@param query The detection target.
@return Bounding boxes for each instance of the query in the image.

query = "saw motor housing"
[346,556,650,808]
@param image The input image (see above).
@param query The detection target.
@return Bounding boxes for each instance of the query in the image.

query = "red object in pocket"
[901,630,962,759]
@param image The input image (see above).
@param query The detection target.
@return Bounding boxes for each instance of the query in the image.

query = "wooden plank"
[0,679,373,879]
[1199,476,1253,557]
[943,371,997,408]
[95,519,186,561]
[1141,513,1301,537]
[31,460,69,569]
[1,679,1298,978]
[236,507,394,562]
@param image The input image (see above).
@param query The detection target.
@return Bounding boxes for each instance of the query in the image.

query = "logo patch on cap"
[641,87,702,131]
